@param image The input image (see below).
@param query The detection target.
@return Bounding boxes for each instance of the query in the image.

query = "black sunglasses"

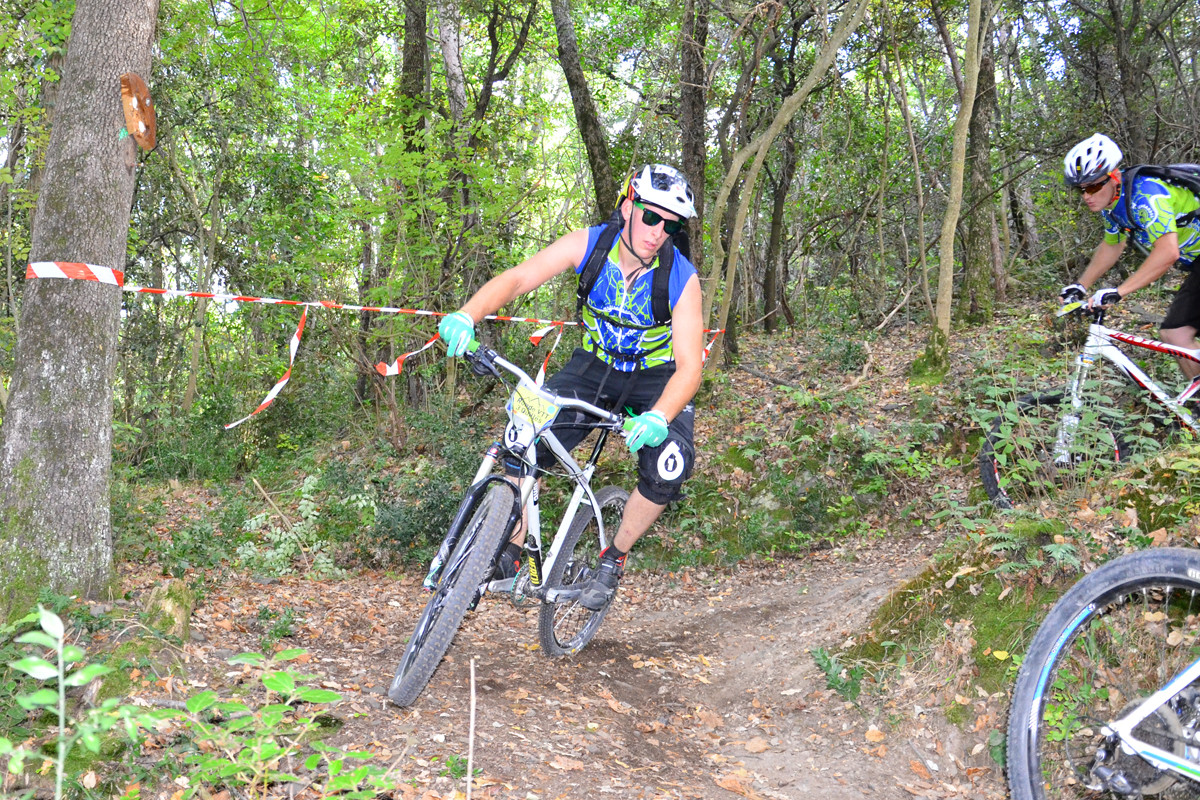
[1077,177,1111,195]
[633,200,684,235]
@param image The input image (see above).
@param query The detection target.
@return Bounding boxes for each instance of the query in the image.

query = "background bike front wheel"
[388,484,513,707]
[979,391,1129,509]
[1007,547,1200,800]
[538,485,628,657]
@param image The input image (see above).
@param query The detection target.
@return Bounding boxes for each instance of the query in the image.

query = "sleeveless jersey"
[577,223,697,372]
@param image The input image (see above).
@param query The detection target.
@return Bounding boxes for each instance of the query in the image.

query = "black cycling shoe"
[492,543,522,581]
[578,558,622,611]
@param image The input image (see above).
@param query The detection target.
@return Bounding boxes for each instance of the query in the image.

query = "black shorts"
[513,348,695,504]
[1161,268,1200,331]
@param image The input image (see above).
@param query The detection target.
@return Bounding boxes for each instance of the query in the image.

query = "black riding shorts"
[508,348,695,505]
[1161,267,1200,332]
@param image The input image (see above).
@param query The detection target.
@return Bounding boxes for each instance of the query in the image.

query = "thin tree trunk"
[959,5,996,324]
[705,0,870,366]
[0,0,158,618]
[551,0,617,215]
[680,0,708,273]
[921,0,984,373]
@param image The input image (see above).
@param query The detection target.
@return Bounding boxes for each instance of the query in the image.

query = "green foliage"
[237,476,348,579]
[812,647,865,702]
[0,610,404,799]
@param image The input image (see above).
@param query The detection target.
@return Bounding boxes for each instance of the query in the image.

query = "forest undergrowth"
[7,301,1200,798]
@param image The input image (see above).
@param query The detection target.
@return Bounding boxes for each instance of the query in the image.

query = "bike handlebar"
[462,339,630,431]
[1056,300,1108,324]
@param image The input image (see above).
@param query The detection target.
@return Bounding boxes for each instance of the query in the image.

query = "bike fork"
[422,443,503,590]
[1053,354,1096,465]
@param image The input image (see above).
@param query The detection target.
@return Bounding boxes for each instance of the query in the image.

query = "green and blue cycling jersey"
[1102,174,1200,268]
[577,223,697,372]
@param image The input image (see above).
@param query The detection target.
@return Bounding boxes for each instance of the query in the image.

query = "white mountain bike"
[979,301,1200,508]
[1007,546,1200,799]
[387,340,633,707]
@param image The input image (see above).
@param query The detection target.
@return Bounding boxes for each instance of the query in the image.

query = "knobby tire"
[1007,547,1200,800]
[979,391,1128,509]
[537,485,628,657]
[388,485,513,707]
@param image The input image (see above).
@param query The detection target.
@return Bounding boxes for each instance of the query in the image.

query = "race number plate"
[507,384,559,430]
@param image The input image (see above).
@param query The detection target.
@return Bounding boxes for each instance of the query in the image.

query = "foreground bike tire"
[537,485,628,657]
[388,485,513,707]
[979,391,1129,509]
[1008,547,1200,800]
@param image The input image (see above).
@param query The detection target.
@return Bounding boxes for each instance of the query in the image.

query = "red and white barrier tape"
[224,308,307,429]
[28,262,125,286]
[26,262,726,424]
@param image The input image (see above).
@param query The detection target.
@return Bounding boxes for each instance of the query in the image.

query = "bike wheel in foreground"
[537,485,628,657]
[1007,547,1200,800]
[979,391,1129,509]
[388,484,513,707]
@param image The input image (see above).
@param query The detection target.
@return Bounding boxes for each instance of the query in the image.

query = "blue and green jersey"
[1103,175,1200,267]
[576,224,697,371]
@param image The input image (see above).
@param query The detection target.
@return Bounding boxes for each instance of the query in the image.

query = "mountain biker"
[438,164,703,611]
[1060,132,1200,379]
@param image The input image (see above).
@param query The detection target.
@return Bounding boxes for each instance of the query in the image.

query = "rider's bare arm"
[649,274,703,422]
[1115,232,1180,297]
[1077,239,1127,289]
[458,229,590,322]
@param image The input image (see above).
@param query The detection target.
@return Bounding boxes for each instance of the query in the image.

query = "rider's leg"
[579,401,695,610]
[612,489,667,552]
[1161,325,1200,380]
[1159,271,1200,381]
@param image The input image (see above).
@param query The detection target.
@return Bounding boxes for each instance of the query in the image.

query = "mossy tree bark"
[924,0,984,373]
[0,0,158,621]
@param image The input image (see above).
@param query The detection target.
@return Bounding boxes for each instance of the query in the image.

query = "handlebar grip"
[1056,301,1084,318]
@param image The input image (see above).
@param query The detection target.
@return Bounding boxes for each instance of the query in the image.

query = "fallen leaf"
[1151,528,1169,546]
[910,759,932,781]
[865,728,886,743]
[743,737,770,753]
[550,755,584,771]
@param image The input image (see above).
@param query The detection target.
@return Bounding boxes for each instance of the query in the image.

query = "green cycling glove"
[626,410,669,453]
[438,310,475,358]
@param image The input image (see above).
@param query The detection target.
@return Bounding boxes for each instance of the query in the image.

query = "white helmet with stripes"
[1064,133,1123,187]
[625,164,697,220]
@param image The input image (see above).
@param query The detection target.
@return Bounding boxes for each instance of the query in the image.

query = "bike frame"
[1054,304,1200,461]
[423,345,625,605]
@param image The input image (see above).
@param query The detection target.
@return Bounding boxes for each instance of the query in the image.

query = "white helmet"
[625,164,696,220]
[1064,133,1123,187]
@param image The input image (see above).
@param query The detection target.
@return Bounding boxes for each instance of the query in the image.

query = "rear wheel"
[538,486,628,657]
[979,391,1129,509]
[388,484,513,706]
[1007,548,1200,800]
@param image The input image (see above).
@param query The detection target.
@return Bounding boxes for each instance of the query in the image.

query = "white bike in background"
[979,301,1200,509]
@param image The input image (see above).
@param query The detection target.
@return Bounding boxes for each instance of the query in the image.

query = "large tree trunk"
[551,0,617,215]
[0,0,158,620]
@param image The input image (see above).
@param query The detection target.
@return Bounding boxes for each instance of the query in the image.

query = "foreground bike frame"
[388,341,631,707]
[979,302,1200,508]
[1008,548,1200,799]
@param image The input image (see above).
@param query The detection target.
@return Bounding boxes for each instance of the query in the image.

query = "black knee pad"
[637,438,693,504]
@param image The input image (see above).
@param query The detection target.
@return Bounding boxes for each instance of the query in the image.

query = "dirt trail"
[189,530,1008,799]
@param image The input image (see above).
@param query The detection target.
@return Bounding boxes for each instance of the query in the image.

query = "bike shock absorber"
[525,535,543,587]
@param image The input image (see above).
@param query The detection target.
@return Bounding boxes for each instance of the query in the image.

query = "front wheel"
[979,391,1129,509]
[537,485,628,657]
[1007,547,1200,800]
[388,484,513,707]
